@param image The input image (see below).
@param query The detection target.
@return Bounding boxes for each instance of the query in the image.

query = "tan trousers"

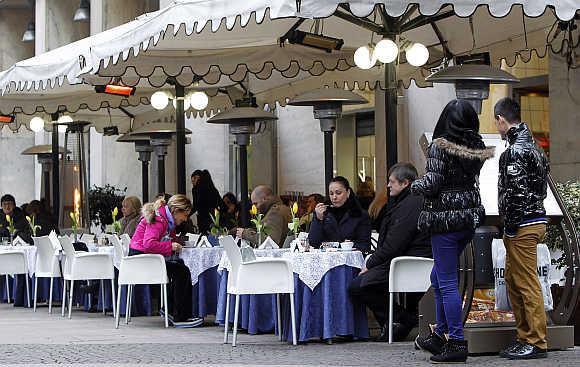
[504,224,547,349]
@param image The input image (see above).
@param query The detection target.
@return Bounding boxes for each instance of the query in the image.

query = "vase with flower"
[250,204,270,247]
[26,215,42,237]
[5,214,16,245]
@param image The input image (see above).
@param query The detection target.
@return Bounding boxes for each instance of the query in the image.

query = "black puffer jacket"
[498,123,549,234]
[411,137,494,233]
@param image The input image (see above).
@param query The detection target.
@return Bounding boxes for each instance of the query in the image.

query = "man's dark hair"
[388,162,418,183]
[494,97,521,124]
[1,194,15,205]
[191,170,203,178]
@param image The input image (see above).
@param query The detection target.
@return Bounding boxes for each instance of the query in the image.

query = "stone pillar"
[335,115,357,186]
[549,52,580,181]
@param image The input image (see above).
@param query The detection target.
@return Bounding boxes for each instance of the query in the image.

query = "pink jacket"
[129,204,177,257]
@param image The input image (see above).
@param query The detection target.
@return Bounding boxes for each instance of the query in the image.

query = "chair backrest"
[33,236,61,276]
[108,234,125,267]
[221,235,241,276]
[389,256,434,293]
[118,254,168,285]
[80,233,95,244]
[58,235,76,259]
[48,231,62,251]
[370,232,379,252]
[0,251,28,275]
[120,234,131,252]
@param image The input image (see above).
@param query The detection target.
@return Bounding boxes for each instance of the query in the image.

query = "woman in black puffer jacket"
[412,100,494,363]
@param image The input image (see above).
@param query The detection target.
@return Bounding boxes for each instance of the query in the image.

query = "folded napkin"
[186,233,200,244]
[290,238,305,252]
[12,236,28,246]
[48,230,61,251]
[258,236,279,249]
[198,235,212,248]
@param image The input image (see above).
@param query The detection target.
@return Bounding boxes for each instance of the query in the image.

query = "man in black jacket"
[348,163,431,342]
[494,97,549,360]
[0,194,32,244]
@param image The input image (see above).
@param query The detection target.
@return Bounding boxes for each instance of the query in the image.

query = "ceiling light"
[354,45,377,70]
[73,0,90,23]
[95,84,136,97]
[173,96,191,110]
[189,91,209,110]
[22,21,35,43]
[285,30,344,53]
[150,91,170,110]
[0,114,15,124]
[406,43,429,67]
[374,39,398,64]
[29,116,45,132]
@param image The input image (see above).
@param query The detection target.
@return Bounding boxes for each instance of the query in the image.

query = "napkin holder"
[258,236,279,249]
[291,238,305,253]
[197,236,212,248]
[12,236,27,246]
[238,238,257,263]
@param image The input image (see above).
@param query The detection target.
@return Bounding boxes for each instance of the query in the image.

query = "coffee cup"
[340,241,354,251]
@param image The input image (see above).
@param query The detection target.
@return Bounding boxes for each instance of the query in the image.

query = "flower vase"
[9,233,14,246]
[257,232,263,248]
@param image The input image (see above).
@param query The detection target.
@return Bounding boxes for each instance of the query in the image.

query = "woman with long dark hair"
[193,170,224,235]
[412,100,493,363]
[308,176,371,253]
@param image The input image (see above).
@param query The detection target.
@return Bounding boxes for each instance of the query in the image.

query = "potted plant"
[5,214,16,245]
[111,207,121,234]
[88,184,126,233]
[208,208,227,246]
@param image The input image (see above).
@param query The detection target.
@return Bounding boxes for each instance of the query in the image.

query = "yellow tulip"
[112,207,118,217]
[26,216,31,222]
[292,202,298,215]
[69,212,75,221]
[5,215,10,222]
[214,208,219,217]
[250,205,258,216]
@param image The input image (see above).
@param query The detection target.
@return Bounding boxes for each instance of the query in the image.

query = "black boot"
[430,338,468,364]
[415,331,446,355]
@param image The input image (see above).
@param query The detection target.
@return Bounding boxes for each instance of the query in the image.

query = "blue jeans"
[431,230,474,340]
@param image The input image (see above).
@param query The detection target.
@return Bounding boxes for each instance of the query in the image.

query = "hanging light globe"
[189,91,209,110]
[374,39,398,63]
[150,91,170,110]
[406,43,430,67]
[29,116,45,132]
[173,96,191,110]
[354,45,377,70]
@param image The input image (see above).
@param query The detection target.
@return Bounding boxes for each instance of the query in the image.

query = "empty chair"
[0,250,30,307]
[58,236,116,318]
[388,256,434,343]
[32,236,62,313]
[107,234,124,270]
[221,235,297,346]
[115,254,169,329]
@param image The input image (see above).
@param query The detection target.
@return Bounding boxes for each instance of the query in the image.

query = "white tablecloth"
[180,247,224,285]
[217,248,290,273]
[282,250,365,290]
[0,245,37,277]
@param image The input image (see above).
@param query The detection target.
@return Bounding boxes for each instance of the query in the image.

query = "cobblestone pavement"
[0,304,578,366]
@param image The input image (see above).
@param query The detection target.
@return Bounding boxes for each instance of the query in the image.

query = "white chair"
[115,254,169,329]
[32,236,62,313]
[107,234,124,270]
[58,236,116,319]
[388,256,434,343]
[370,232,379,253]
[221,235,297,346]
[120,234,131,255]
[80,233,96,245]
[0,251,30,307]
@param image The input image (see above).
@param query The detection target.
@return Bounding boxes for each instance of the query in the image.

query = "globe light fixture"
[354,45,377,70]
[150,91,170,110]
[406,43,430,67]
[173,96,191,110]
[189,91,209,110]
[22,21,35,43]
[30,116,45,132]
[374,39,398,63]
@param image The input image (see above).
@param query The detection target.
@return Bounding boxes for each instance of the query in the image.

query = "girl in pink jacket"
[129,194,202,327]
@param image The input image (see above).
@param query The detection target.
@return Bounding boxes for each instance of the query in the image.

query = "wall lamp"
[95,84,136,97]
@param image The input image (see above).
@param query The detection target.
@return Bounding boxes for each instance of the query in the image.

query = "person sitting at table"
[221,192,240,229]
[129,194,203,328]
[119,196,142,238]
[0,194,32,244]
[235,185,292,246]
[348,163,431,342]
[25,200,58,236]
[308,176,371,253]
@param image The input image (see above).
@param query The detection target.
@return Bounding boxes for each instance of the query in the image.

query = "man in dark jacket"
[348,163,430,342]
[0,194,32,244]
[494,97,549,360]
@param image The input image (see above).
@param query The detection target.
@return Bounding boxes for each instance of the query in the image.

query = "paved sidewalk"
[0,303,577,366]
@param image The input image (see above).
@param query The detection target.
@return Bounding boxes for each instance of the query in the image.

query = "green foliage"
[545,180,580,268]
[88,185,126,231]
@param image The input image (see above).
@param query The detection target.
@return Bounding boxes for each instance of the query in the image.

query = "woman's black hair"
[197,170,218,193]
[223,192,240,211]
[433,99,483,148]
[329,176,352,192]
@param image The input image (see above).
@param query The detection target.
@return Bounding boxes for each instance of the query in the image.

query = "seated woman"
[119,196,142,237]
[308,176,371,253]
[129,194,202,328]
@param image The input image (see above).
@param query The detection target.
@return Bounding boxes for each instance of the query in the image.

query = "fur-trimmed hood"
[141,203,170,224]
[433,137,495,161]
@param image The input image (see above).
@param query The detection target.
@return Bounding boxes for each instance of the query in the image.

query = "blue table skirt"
[216,265,369,342]
[1,275,88,307]
[192,265,220,318]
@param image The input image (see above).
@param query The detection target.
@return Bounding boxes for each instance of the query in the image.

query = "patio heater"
[287,88,367,191]
[21,144,66,210]
[129,121,192,195]
[117,133,153,203]
[426,64,520,114]
[59,121,91,231]
[207,107,277,227]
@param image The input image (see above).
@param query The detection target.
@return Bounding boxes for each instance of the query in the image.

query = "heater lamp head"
[95,85,136,97]
[0,114,16,124]
[103,126,119,136]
